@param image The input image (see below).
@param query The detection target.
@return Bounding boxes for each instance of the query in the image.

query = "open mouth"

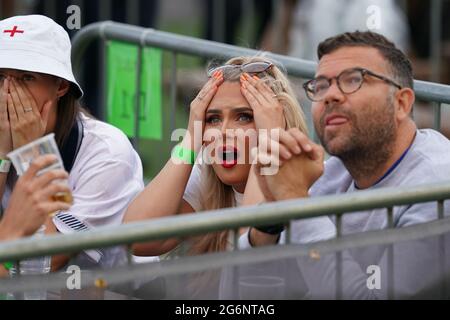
[219,146,238,168]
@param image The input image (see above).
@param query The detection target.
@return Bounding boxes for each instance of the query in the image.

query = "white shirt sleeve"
[182,164,204,212]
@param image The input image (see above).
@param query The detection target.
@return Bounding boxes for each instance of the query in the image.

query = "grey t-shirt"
[311,129,450,231]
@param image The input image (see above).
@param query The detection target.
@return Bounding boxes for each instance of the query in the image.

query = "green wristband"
[2,262,13,271]
[171,144,197,165]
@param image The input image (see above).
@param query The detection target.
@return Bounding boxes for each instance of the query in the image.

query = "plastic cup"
[7,133,63,175]
[7,133,73,205]
[8,226,52,300]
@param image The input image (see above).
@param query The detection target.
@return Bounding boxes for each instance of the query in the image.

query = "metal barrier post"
[434,102,442,132]
[170,52,178,136]
[431,0,443,83]
[285,221,292,245]
[387,207,394,299]
[335,213,342,300]
[438,200,447,298]
[132,45,143,152]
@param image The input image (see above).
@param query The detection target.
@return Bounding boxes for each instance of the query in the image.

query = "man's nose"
[323,80,346,106]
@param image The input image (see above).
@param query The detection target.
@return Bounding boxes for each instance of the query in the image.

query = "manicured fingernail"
[305,144,312,151]
[294,146,301,154]
[253,75,259,80]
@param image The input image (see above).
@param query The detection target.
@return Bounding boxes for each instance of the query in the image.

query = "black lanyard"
[60,116,84,173]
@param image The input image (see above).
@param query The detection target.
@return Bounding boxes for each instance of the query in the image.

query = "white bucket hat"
[0,14,83,97]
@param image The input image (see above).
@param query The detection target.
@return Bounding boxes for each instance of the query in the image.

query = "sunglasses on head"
[207,61,273,78]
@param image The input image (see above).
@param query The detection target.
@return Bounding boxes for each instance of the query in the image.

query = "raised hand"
[8,78,52,150]
[0,78,12,158]
[182,71,224,152]
[240,73,286,131]
[254,128,325,201]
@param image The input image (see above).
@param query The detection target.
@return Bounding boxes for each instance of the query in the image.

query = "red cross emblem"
[3,26,24,37]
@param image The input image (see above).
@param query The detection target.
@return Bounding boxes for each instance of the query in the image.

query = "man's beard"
[316,96,397,180]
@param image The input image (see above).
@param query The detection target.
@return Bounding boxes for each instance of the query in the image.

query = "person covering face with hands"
[0,15,144,272]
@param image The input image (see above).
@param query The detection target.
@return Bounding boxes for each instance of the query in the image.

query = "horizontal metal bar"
[71,21,450,104]
[2,216,450,294]
[1,180,450,262]
[72,22,316,78]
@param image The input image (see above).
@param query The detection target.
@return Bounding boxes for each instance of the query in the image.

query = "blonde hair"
[189,55,308,256]
[183,55,309,298]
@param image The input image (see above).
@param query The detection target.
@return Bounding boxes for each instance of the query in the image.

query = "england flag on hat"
[0,15,83,97]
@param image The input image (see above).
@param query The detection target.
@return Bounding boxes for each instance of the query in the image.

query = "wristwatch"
[0,158,11,173]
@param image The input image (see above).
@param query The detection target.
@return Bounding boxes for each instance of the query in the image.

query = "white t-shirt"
[183,164,244,211]
[160,164,244,261]
[2,114,144,267]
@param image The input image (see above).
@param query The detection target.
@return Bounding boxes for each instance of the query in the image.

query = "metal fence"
[71,21,450,143]
[1,181,450,298]
[1,22,450,299]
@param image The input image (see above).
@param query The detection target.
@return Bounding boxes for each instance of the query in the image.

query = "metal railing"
[1,181,450,298]
[2,180,450,262]
[1,214,450,298]
[71,21,450,140]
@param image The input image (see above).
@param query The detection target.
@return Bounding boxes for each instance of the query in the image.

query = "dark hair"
[317,31,413,89]
[54,84,91,148]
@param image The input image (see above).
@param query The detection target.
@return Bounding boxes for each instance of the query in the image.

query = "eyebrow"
[206,107,253,114]
[315,66,365,79]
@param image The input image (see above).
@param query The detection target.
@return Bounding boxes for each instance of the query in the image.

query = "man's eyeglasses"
[302,67,403,102]
[207,61,273,78]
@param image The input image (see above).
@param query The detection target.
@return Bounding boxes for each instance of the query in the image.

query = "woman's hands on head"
[240,73,286,131]
[182,71,224,152]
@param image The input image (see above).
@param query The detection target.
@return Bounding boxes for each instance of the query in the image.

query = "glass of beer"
[7,133,73,206]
